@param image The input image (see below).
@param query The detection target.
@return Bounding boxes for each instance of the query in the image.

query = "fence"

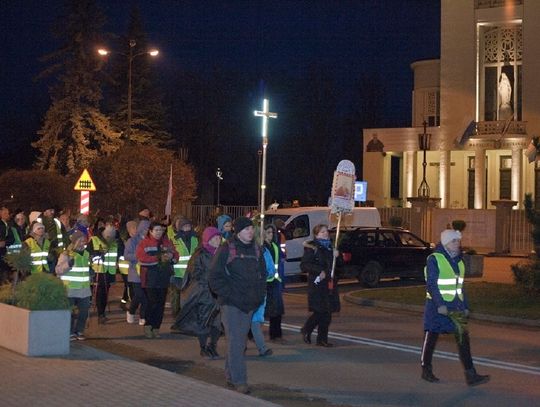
[378,207,412,229]
[509,210,534,254]
[181,204,259,227]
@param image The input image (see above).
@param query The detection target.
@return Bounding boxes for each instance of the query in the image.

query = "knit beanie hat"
[441,229,462,246]
[178,218,192,229]
[233,216,253,233]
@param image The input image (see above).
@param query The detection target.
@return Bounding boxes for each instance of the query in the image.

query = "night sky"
[1,0,440,204]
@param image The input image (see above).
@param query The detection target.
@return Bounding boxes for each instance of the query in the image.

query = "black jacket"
[301,240,341,313]
[209,236,267,313]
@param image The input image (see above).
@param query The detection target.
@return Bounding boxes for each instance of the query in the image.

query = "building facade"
[363,0,540,209]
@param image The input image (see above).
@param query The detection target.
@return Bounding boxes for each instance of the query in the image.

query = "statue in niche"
[366,133,385,152]
[498,72,513,120]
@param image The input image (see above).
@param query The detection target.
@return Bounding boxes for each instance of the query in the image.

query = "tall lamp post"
[216,167,223,206]
[254,99,277,243]
[98,40,159,142]
[257,149,262,208]
[417,121,432,198]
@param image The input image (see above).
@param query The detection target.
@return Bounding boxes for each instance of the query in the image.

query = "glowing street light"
[98,40,159,141]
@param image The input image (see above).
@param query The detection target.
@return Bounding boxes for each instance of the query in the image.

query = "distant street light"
[98,40,159,141]
[216,167,223,206]
[417,121,432,198]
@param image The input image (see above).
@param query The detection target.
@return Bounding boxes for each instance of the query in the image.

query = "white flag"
[165,164,173,217]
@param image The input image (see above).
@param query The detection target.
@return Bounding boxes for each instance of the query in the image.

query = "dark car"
[334,227,433,288]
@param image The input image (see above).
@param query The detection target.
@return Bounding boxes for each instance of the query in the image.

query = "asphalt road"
[84,280,540,407]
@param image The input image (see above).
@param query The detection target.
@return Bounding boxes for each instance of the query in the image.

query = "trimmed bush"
[15,273,69,311]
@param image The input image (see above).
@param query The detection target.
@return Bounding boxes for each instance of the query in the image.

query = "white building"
[363,0,540,209]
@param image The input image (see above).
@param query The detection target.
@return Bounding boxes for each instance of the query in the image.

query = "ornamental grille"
[483,26,522,64]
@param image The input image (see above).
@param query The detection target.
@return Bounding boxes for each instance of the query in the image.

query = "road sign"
[354,181,367,202]
[74,169,96,192]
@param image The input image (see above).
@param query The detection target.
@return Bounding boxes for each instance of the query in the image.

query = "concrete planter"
[463,254,484,277]
[0,303,70,356]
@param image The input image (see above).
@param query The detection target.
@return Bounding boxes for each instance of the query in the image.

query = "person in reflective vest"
[262,224,286,343]
[22,221,51,275]
[168,217,199,318]
[88,222,124,324]
[0,206,15,284]
[421,229,490,386]
[118,221,136,311]
[56,231,91,341]
[38,206,68,251]
[7,210,28,255]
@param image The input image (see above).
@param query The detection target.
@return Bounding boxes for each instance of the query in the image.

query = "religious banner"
[330,160,356,214]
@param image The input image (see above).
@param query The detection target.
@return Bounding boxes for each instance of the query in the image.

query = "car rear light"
[342,252,352,263]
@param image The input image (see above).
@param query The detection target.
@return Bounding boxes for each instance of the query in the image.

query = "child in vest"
[56,231,92,341]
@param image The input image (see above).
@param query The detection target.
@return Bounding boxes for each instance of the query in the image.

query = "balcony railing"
[476,120,526,135]
[475,0,523,9]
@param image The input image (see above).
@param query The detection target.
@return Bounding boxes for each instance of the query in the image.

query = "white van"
[264,206,381,277]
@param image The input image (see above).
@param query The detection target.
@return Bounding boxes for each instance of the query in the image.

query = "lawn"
[350,282,540,320]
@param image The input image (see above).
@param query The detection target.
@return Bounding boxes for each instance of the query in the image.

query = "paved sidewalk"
[0,343,278,407]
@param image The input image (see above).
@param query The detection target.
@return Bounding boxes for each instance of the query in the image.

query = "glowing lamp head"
[149,50,159,56]
[97,49,109,56]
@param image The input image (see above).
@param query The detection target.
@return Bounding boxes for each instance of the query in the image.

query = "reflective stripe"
[439,289,457,295]
[437,278,457,285]
[102,262,117,266]
[139,262,158,266]
[61,275,90,282]
[118,264,129,269]
[71,266,88,272]
[31,260,48,265]
[173,264,188,269]
[106,253,118,257]
[30,252,49,257]
[179,256,191,261]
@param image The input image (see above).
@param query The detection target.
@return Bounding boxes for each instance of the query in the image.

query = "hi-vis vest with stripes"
[90,236,118,275]
[172,236,198,278]
[37,217,64,248]
[424,253,465,302]
[7,227,24,254]
[25,237,50,273]
[60,251,91,290]
[118,255,129,275]
[266,242,282,282]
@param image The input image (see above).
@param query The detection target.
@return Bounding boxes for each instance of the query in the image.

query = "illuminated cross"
[254,98,277,242]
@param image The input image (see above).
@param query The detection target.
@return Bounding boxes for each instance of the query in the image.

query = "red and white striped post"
[80,191,90,214]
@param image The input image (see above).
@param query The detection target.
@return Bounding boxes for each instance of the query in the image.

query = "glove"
[437,305,448,315]
[463,309,470,318]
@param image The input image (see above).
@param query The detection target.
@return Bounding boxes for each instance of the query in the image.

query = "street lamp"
[216,168,223,206]
[97,40,159,141]
[257,149,262,208]
[417,121,432,198]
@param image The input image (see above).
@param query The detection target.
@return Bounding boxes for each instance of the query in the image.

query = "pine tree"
[34,0,121,175]
[105,6,171,146]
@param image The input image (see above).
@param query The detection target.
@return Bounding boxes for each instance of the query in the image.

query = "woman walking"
[136,222,178,339]
[171,226,223,359]
[300,224,341,347]
[263,224,285,343]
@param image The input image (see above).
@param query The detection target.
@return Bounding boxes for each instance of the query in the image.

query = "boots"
[207,343,220,359]
[421,365,440,383]
[300,327,311,344]
[153,329,161,339]
[144,325,154,339]
[465,368,490,386]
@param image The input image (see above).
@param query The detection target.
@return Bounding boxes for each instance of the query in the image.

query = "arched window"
[479,24,522,122]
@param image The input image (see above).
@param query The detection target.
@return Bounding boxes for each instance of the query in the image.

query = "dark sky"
[1,0,440,203]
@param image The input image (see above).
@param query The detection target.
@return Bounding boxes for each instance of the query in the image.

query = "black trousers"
[303,311,332,343]
[269,315,283,339]
[421,330,474,370]
[94,273,111,317]
[128,282,147,318]
[145,287,168,329]
[121,274,132,302]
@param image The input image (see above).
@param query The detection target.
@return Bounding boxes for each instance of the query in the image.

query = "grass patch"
[351,282,540,320]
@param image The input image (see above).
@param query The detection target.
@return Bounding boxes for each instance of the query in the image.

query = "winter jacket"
[300,239,341,313]
[263,241,285,318]
[124,221,150,283]
[170,247,221,335]
[423,243,469,333]
[208,236,267,313]
[136,235,179,288]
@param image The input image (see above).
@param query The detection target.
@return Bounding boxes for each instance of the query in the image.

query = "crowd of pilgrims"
[0,206,290,352]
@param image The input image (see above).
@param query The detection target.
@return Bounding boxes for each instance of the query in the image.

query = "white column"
[474,148,486,209]
[403,151,416,207]
[439,150,451,208]
[511,146,522,208]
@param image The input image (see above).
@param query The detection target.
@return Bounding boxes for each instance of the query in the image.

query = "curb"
[343,292,540,328]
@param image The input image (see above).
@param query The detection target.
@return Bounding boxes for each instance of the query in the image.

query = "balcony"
[475,0,523,9]
[476,120,526,136]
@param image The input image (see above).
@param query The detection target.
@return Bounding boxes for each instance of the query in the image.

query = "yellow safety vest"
[90,236,118,275]
[172,235,198,278]
[60,250,91,290]
[424,253,465,302]
[7,227,24,254]
[266,242,282,282]
[25,237,50,274]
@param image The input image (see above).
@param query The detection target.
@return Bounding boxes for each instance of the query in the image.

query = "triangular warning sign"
[74,169,96,192]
